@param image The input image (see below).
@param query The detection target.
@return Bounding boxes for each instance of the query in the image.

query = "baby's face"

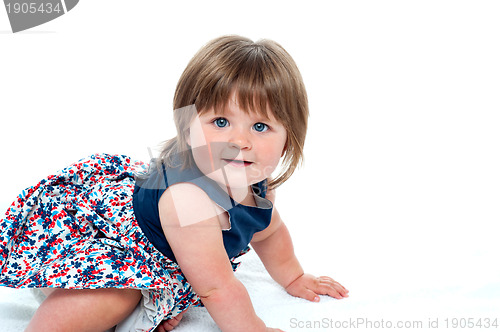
[187,95,287,192]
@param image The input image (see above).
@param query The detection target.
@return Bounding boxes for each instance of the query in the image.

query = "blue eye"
[253,122,269,132]
[214,118,229,128]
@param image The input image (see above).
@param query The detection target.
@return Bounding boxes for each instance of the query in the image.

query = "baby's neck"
[223,185,256,207]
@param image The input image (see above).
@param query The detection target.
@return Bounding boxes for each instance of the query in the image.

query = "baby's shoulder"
[158,182,226,228]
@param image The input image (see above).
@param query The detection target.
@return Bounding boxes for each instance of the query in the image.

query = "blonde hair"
[160,35,308,189]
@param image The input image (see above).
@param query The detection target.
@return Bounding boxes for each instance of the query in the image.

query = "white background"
[1,0,499,323]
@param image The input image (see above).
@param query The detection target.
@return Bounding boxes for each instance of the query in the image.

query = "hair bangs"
[195,46,276,121]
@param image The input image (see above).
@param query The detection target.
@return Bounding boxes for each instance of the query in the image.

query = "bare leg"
[25,288,142,332]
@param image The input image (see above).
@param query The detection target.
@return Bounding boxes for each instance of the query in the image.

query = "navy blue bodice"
[132,159,273,262]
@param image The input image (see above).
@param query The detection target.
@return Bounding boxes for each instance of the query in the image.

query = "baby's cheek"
[266,147,285,166]
[260,155,281,177]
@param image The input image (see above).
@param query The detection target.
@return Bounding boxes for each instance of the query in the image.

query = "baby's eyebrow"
[201,104,276,123]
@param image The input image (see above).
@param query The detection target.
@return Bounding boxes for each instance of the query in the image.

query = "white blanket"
[1,247,499,331]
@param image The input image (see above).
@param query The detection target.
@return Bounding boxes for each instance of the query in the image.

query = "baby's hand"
[285,274,349,302]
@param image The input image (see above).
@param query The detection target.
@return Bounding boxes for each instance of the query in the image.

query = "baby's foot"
[155,309,188,332]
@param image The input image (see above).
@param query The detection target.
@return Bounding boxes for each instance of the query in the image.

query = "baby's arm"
[159,183,276,332]
[251,189,349,301]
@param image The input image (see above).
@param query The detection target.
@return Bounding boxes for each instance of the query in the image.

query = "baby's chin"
[202,169,264,188]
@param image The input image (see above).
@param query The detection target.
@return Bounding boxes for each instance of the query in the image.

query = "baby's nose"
[229,130,252,150]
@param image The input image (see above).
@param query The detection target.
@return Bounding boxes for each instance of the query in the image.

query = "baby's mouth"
[222,159,253,167]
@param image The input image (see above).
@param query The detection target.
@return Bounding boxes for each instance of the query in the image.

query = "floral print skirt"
[0,154,246,331]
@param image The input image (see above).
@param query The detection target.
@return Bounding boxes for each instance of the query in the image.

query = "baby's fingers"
[300,288,321,302]
[318,276,349,297]
[316,279,348,299]
[318,276,348,291]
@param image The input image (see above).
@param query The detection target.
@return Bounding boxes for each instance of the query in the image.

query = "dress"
[0,153,273,331]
